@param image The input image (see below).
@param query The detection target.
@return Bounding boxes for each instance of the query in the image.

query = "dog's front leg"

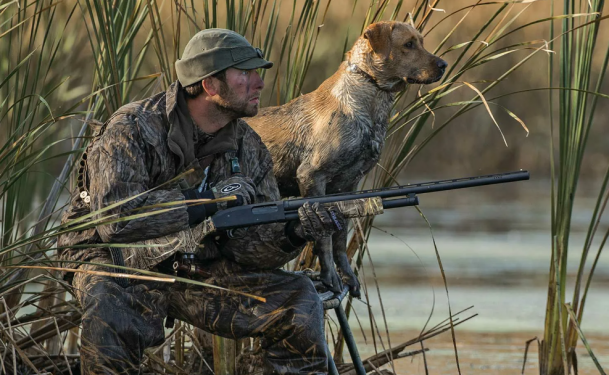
[332,227,360,298]
[313,238,343,293]
[297,166,343,294]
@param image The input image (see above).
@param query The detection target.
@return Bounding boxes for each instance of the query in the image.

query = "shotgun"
[202,170,530,232]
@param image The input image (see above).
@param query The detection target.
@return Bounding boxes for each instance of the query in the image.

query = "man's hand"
[292,202,346,242]
[182,176,256,227]
[211,176,256,207]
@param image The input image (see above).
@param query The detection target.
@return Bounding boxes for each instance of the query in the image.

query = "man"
[58,29,344,374]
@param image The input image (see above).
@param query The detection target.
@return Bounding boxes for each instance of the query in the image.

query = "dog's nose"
[437,59,448,70]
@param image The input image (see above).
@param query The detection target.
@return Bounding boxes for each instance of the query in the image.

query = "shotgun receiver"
[201,170,530,233]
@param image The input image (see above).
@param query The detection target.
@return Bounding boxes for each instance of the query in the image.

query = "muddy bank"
[339,329,609,375]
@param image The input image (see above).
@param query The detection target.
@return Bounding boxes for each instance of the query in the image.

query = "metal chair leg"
[327,346,340,375]
[335,304,367,375]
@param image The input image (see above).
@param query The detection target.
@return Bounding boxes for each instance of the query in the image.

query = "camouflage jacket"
[58,82,303,271]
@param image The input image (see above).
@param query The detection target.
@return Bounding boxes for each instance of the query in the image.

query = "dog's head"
[350,21,447,90]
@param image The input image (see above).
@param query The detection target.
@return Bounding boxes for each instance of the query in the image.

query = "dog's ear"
[364,22,393,60]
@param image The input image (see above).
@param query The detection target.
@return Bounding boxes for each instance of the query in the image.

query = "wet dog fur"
[249,21,447,296]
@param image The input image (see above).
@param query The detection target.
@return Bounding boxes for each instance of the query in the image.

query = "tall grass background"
[0,0,607,374]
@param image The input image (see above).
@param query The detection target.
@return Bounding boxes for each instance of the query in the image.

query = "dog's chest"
[354,117,386,168]
[329,102,391,191]
[359,114,384,149]
[356,95,391,162]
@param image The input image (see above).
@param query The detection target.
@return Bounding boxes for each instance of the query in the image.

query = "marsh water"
[339,178,609,373]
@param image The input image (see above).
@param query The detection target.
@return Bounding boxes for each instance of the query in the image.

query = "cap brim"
[233,57,273,70]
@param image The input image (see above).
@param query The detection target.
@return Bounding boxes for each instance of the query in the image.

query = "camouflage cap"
[175,29,273,87]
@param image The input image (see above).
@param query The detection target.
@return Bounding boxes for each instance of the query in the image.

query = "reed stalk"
[541,0,608,374]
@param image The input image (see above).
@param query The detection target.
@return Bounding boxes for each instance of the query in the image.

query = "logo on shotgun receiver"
[221,183,242,194]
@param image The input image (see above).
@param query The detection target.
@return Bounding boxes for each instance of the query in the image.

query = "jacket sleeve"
[88,114,190,244]
[216,130,305,269]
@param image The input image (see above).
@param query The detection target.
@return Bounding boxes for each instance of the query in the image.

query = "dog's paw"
[334,253,360,297]
[320,266,344,294]
[343,272,361,298]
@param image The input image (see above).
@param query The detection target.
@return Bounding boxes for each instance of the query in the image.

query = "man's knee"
[285,274,324,328]
[80,280,135,342]
[79,277,166,349]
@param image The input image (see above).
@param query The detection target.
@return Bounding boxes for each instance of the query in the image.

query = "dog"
[248,21,447,297]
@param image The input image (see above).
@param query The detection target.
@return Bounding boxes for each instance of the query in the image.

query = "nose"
[437,59,448,70]
[253,70,265,91]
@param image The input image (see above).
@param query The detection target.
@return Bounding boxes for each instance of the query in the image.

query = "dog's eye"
[405,41,414,48]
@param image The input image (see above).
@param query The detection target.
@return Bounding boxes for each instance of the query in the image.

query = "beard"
[212,82,259,118]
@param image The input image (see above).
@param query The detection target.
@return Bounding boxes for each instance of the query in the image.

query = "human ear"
[201,78,218,96]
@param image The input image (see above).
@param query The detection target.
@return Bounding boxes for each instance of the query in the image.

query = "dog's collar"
[347,62,387,91]
[346,63,388,91]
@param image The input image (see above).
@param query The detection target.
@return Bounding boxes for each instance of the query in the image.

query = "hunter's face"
[213,67,264,118]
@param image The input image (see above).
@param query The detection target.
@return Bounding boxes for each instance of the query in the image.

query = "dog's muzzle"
[406,58,448,84]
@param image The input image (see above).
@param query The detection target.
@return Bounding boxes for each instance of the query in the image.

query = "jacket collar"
[197,119,238,157]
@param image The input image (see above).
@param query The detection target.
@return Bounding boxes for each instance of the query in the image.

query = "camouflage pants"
[73,257,327,375]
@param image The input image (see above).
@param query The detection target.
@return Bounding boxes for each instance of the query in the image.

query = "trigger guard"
[227,227,249,239]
